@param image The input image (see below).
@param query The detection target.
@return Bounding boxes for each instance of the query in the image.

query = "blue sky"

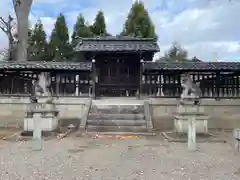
[0,0,240,61]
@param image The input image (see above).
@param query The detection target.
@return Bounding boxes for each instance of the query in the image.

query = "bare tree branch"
[0,15,17,61]
[0,17,8,33]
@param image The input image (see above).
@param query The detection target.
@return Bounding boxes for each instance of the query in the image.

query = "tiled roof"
[2,61,239,71]
[0,61,92,70]
[74,36,160,52]
[143,62,240,71]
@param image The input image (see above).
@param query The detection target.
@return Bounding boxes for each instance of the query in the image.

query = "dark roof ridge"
[0,61,92,70]
[76,36,157,41]
[144,61,240,70]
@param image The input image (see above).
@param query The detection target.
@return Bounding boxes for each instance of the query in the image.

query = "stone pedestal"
[233,128,240,150]
[173,104,208,151]
[173,105,208,134]
[24,103,59,132]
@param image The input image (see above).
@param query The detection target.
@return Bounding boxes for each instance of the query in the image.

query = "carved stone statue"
[180,73,201,105]
[25,72,59,137]
[31,72,53,104]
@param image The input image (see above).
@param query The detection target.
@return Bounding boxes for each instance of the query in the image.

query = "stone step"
[87,131,156,136]
[90,105,144,114]
[92,98,144,105]
[87,119,146,126]
[86,125,148,132]
[88,113,145,120]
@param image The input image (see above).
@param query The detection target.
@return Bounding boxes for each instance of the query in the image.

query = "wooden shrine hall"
[74,36,159,97]
[0,36,240,99]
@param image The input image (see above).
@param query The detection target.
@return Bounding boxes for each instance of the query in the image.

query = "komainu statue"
[31,72,53,104]
[180,73,201,105]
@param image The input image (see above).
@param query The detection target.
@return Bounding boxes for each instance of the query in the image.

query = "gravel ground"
[0,135,240,180]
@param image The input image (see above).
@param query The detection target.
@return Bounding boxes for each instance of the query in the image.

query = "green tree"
[160,42,188,62]
[91,11,107,36]
[49,13,73,61]
[121,1,157,39]
[71,14,93,47]
[28,20,49,61]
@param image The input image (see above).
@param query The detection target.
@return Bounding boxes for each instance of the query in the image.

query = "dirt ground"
[0,132,240,180]
[0,127,20,139]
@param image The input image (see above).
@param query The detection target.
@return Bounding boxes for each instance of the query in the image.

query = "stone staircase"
[85,99,153,134]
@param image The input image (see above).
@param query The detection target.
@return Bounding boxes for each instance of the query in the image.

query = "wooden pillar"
[139,59,144,99]
[56,74,60,96]
[117,59,120,78]
[75,74,79,96]
[92,59,96,99]
[216,71,220,97]
[236,73,239,97]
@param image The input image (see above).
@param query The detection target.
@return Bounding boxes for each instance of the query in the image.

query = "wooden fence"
[141,70,240,99]
[0,70,92,97]
[0,68,240,99]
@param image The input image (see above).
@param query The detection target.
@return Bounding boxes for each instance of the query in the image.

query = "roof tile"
[144,62,240,71]
[0,61,92,70]
[75,36,160,52]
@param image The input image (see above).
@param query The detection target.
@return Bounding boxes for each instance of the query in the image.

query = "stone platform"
[24,103,59,132]
[173,105,209,134]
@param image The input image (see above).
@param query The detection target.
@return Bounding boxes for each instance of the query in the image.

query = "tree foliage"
[49,13,73,61]
[91,11,107,36]
[160,42,188,62]
[71,14,93,47]
[28,20,49,61]
[121,1,157,39]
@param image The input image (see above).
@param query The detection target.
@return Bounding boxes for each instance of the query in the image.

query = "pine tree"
[49,13,73,61]
[161,42,188,62]
[28,20,49,61]
[121,1,157,39]
[91,11,107,36]
[71,14,93,47]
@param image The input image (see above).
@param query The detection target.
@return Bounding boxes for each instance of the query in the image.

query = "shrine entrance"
[74,37,158,98]
[96,56,140,97]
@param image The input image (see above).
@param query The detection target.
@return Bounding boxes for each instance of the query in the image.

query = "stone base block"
[173,116,208,134]
[233,128,240,149]
[24,111,59,131]
[177,105,205,114]
[174,105,208,134]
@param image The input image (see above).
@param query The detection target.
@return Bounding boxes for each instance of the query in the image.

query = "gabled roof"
[74,36,160,52]
[0,61,92,71]
[144,61,240,71]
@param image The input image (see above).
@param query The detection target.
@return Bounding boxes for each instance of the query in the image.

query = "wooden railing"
[1,68,240,99]
[141,71,240,99]
[0,71,93,97]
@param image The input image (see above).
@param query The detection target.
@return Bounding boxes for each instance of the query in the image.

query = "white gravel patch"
[0,137,240,180]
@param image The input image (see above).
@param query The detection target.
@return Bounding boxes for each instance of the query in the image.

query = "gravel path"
[0,136,240,180]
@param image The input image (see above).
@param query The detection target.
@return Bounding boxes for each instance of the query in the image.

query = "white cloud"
[39,17,55,36]
[0,0,239,61]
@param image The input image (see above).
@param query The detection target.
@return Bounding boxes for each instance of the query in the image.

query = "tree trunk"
[13,0,33,62]
[8,35,14,61]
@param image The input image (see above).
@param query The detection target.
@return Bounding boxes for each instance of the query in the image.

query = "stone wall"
[0,97,89,128]
[0,96,240,131]
[150,98,240,131]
